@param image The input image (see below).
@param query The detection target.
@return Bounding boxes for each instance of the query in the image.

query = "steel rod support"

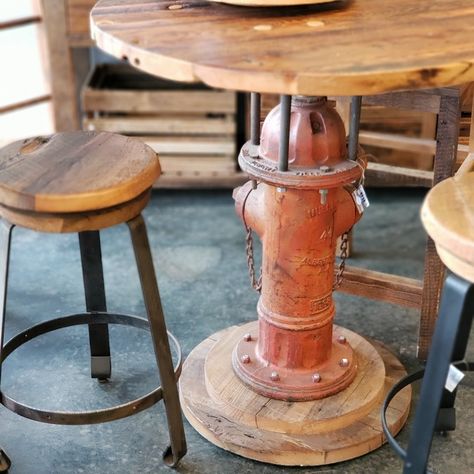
[250,92,261,146]
[278,95,291,172]
[348,96,362,161]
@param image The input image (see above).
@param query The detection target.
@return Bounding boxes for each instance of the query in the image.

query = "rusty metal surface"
[233,97,364,401]
[0,313,182,425]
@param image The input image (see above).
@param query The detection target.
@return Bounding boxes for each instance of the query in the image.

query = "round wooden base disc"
[180,322,411,466]
[208,0,335,8]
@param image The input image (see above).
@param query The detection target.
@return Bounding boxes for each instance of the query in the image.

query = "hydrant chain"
[242,184,262,293]
[334,230,350,290]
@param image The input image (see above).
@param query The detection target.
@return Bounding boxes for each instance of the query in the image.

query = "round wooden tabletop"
[0,132,160,213]
[91,0,474,96]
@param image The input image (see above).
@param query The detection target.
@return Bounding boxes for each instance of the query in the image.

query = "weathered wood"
[361,132,432,158]
[418,94,462,360]
[144,136,236,155]
[155,172,246,189]
[84,116,236,135]
[0,132,159,213]
[365,162,433,188]
[0,190,150,234]
[0,16,41,30]
[91,0,474,96]
[362,92,442,114]
[40,0,79,130]
[336,265,423,309]
[66,0,97,45]
[421,173,474,284]
[83,88,236,114]
[0,95,52,115]
[180,323,411,466]
[158,155,236,174]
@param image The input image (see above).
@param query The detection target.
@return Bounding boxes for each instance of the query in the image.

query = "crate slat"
[84,116,236,135]
[83,89,236,114]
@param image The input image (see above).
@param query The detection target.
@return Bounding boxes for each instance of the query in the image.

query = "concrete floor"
[0,188,473,474]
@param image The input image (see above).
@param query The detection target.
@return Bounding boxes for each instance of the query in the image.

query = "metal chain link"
[333,230,350,290]
[242,183,262,293]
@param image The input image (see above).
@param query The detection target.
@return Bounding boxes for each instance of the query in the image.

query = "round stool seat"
[421,172,474,283]
[0,131,160,213]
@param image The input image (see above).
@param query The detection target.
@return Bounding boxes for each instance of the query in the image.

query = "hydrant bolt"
[270,371,280,382]
[241,355,251,364]
[319,189,328,205]
[312,373,322,383]
[243,333,252,342]
[337,335,347,344]
[339,358,350,368]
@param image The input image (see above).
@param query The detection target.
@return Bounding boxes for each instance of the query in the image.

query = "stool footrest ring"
[381,360,474,473]
[0,312,182,425]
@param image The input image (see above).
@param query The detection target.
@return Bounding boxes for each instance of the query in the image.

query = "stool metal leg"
[128,214,187,467]
[0,221,14,473]
[79,231,111,381]
[436,296,473,432]
[404,274,474,474]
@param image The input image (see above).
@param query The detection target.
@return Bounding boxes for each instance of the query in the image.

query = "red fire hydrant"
[233,96,364,401]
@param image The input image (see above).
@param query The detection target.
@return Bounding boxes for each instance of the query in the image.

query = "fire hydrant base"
[179,322,411,466]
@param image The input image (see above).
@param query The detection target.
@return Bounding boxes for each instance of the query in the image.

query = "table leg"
[418,93,461,360]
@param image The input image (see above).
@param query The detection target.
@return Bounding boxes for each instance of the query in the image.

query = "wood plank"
[0,16,41,30]
[0,95,52,115]
[363,92,442,114]
[155,171,246,189]
[82,89,236,114]
[336,265,423,309]
[144,136,236,155]
[360,132,469,161]
[40,0,79,131]
[365,162,433,188]
[66,0,96,41]
[418,94,462,359]
[360,131,436,156]
[84,116,236,135]
[159,155,236,173]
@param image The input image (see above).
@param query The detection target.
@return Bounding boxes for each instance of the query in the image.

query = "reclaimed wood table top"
[91,0,474,96]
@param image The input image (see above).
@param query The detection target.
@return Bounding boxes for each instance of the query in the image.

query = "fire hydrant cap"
[259,96,347,169]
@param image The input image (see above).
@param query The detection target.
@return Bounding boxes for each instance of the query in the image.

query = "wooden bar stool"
[382,159,474,473]
[0,131,187,472]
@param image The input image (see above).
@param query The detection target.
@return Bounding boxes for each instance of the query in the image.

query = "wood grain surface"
[209,0,334,8]
[421,172,474,283]
[0,132,160,213]
[91,0,474,95]
[180,322,411,466]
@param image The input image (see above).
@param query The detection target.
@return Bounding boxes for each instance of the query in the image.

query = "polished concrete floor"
[0,188,473,474]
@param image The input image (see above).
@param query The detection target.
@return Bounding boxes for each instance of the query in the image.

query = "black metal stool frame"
[382,273,474,473]
[0,215,187,471]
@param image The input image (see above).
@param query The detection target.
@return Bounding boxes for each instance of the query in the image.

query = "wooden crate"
[260,93,471,186]
[82,64,245,188]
